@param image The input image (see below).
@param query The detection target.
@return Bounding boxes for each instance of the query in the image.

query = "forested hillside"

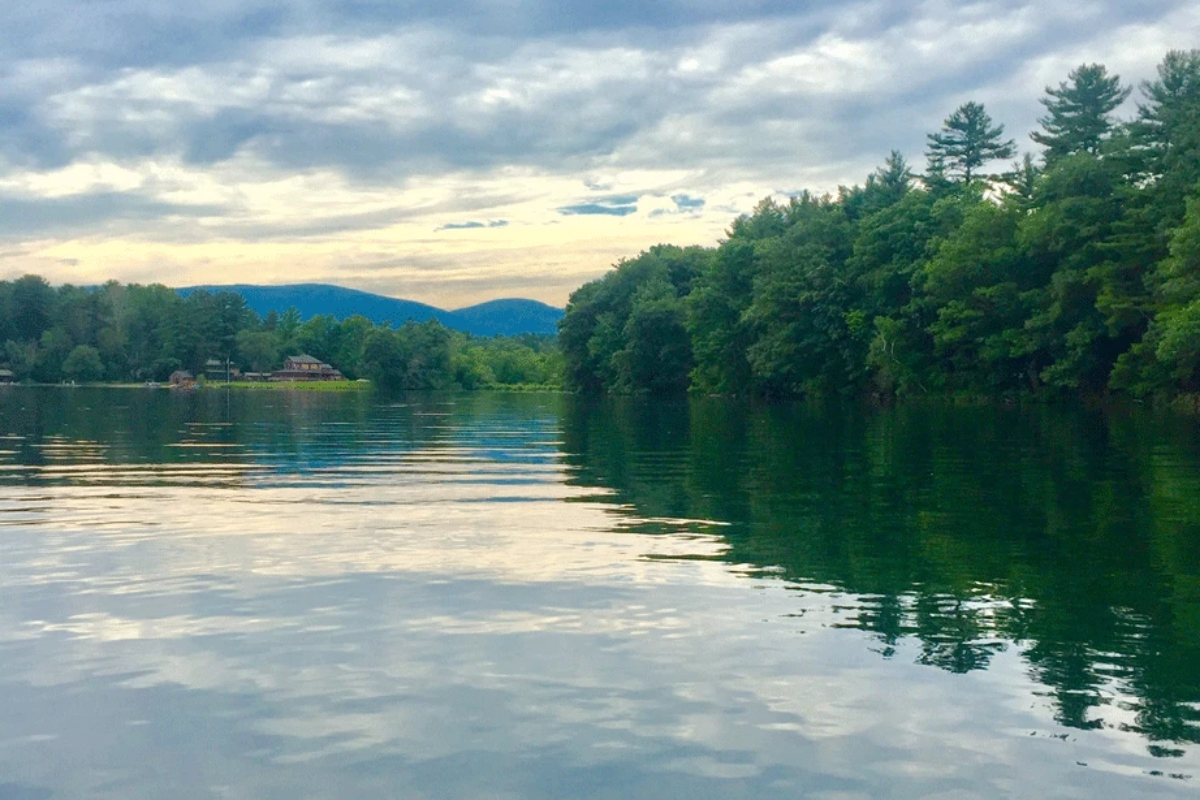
[177,284,565,337]
[0,279,561,389]
[560,51,1200,399]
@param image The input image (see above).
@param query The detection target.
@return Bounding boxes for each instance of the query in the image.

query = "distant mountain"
[178,283,564,337]
[450,299,567,337]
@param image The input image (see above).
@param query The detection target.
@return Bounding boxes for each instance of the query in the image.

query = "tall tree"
[1031,64,1130,163]
[926,102,1017,183]
[1132,50,1200,228]
[10,274,55,342]
[843,151,916,218]
[876,150,914,203]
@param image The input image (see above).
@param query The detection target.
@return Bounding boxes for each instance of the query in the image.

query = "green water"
[0,387,1197,798]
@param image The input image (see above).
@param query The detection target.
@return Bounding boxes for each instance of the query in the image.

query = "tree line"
[0,278,562,389]
[560,51,1200,400]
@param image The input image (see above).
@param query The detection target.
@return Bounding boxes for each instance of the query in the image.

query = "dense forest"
[0,277,562,389]
[560,51,1200,400]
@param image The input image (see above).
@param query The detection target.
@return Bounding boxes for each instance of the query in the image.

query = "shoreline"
[0,381,565,393]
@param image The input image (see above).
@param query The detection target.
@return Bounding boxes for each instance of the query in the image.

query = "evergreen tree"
[1131,50,1200,228]
[1004,153,1041,204]
[926,102,1017,183]
[876,150,914,203]
[1031,64,1130,164]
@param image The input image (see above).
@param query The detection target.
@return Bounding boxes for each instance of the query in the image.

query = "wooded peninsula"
[559,50,1200,402]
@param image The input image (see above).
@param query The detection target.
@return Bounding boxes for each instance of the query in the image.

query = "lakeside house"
[0,369,13,384]
[169,370,196,388]
[270,354,346,382]
[204,359,241,382]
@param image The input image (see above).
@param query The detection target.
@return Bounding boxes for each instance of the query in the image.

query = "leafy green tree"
[34,328,73,383]
[849,189,939,318]
[121,284,183,380]
[614,279,693,393]
[1018,154,1128,391]
[1154,194,1200,387]
[236,329,280,373]
[361,320,452,390]
[401,320,453,388]
[1113,191,1200,395]
[848,189,946,394]
[688,239,759,394]
[294,314,334,362]
[3,339,38,381]
[331,315,373,378]
[559,280,608,392]
[559,245,707,392]
[277,307,302,342]
[742,194,861,395]
[684,200,801,394]
[10,275,55,342]
[451,339,496,389]
[926,102,1017,183]
[61,345,105,383]
[1032,64,1130,164]
[919,193,1034,389]
[726,197,787,241]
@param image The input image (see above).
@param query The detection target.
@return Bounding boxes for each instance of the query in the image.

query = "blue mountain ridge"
[177,283,564,337]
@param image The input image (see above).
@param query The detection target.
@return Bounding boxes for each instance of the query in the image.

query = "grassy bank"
[211,380,373,392]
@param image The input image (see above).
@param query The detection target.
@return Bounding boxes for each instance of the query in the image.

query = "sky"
[1,1,1198,309]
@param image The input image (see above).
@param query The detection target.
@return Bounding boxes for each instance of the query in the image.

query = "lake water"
[0,387,1198,799]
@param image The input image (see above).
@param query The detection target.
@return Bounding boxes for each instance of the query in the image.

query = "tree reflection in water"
[560,396,1200,753]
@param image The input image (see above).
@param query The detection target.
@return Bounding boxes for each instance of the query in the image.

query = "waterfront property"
[271,354,346,381]
[204,359,241,382]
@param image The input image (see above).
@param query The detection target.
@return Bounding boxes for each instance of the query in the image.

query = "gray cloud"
[1,2,847,68]
[437,220,509,231]
[558,194,641,216]
[672,194,705,210]
[4,0,1190,185]
[559,204,638,217]
[0,191,227,237]
[0,0,1197,294]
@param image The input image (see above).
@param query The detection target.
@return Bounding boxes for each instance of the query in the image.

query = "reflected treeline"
[559,396,1200,752]
[0,387,563,485]
[5,387,1198,753]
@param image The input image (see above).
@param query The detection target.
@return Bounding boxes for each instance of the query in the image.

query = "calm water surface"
[0,387,1198,799]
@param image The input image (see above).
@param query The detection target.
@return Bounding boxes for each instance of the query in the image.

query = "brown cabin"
[271,354,345,381]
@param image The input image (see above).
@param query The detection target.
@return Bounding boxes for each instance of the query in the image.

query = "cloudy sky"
[2,1,1198,308]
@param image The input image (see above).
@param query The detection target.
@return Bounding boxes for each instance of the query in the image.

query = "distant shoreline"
[0,381,564,393]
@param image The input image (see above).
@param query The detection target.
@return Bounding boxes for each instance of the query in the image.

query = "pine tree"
[1004,153,1041,204]
[1032,63,1129,164]
[875,150,914,203]
[1132,49,1200,217]
[925,102,1016,183]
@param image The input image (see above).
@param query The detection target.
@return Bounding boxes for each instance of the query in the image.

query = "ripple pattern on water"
[0,388,1196,798]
